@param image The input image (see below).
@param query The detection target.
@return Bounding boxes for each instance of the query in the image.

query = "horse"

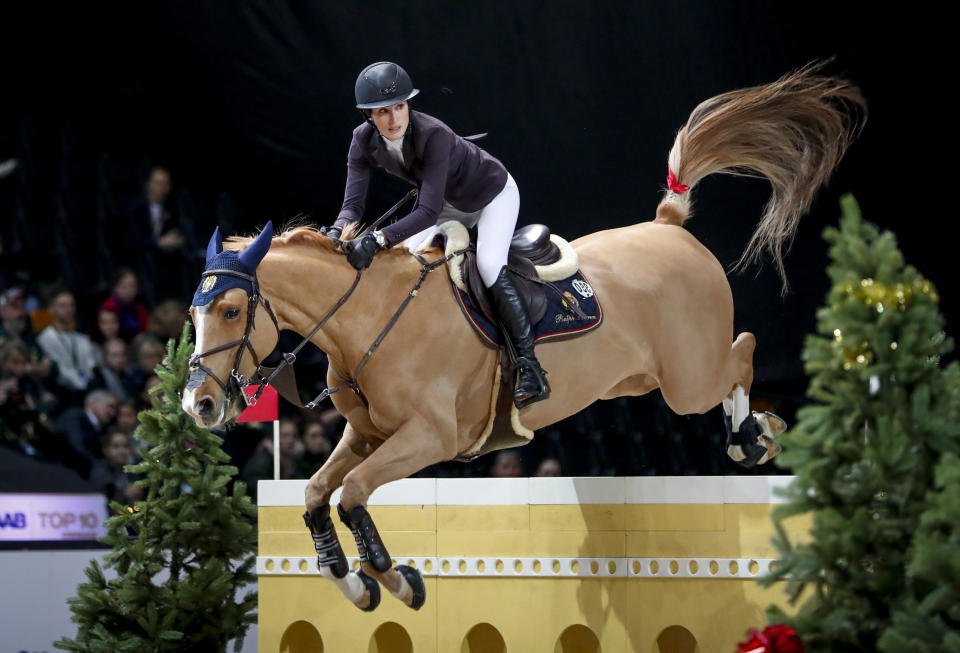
[181,65,865,611]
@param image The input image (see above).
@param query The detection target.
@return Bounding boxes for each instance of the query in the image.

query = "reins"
[189,245,467,412]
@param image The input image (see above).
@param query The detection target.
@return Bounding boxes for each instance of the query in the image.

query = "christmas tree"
[760,194,960,651]
[877,451,960,651]
[55,324,258,653]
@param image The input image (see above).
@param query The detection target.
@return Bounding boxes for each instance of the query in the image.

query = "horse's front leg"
[336,412,459,610]
[302,422,382,611]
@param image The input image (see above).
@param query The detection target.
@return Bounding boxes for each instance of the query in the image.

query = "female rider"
[328,61,548,408]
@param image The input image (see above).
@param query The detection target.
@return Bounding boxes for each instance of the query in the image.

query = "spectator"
[0,340,60,462]
[242,419,300,500]
[129,335,166,393]
[90,338,138,401]
[36,289,98,400]
[148,299,187,341]
[115,399,140,436]
[100,268,149,342]
[123,166,185,304]
[295,419,333,479]
[490,450,524,477]
[94,307,121,349]
[89,429,144,506]
[139,374,163,409]
[0,286,53,382]
[55,389,119,476]
[124,166,183,253]
[535,457,562,477]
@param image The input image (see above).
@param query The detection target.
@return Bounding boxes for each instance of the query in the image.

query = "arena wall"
[257,476,807,652]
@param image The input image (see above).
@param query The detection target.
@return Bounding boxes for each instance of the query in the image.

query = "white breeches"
[404,174,520,287]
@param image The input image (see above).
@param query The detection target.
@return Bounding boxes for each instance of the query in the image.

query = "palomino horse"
[182,66,864,611]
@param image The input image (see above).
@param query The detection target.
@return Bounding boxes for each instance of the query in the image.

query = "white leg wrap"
[389,573,413,604]
[723,385,750,432]
[320,566,366,604]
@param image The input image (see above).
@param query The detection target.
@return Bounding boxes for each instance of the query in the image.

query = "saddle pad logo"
[561,292,580,312]
[201,275,218,293]
[572,279,594,298]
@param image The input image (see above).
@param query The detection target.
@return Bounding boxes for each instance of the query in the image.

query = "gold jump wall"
[257,476,807,652]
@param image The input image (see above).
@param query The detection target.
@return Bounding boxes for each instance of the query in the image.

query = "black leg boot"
[488,266,550,408]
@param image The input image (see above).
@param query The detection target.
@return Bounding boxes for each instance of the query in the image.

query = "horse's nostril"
[197,397,214,416]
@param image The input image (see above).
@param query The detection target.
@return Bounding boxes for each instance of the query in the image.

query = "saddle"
[425,221,581,327]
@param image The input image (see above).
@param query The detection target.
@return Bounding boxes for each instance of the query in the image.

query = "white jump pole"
[273,420,280,480]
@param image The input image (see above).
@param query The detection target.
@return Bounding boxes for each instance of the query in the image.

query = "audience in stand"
[100,268,149,342]
[490,450,525,477]
[89,429,144,507]
[123,166,185,304]
[242,418,300,501]
[93,307,121,350]
[535,457,562,477]
[115,399,141,436]
[295,418,334,479]
[0,340,61,463]
[89,338,138,401]
[0,286,54,382]
[129,335,166,393]
[55,389,119,477]
[37,290,97,401]
[148,299,188,341]
[36,289,98,402]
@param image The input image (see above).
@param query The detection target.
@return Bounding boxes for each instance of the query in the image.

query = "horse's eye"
[223,308,241,320]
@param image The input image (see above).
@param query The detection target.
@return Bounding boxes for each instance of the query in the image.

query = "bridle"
[188,243,466,413]
[187,268,282,402]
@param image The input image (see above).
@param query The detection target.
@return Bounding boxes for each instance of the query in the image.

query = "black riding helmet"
[355,61,420,110]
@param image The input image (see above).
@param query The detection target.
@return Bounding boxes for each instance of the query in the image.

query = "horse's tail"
[655,62,866,288]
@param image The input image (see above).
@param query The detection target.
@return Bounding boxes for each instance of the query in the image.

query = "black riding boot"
[489,266,550,408]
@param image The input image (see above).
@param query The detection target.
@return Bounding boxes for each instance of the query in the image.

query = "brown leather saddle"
[460,224,566,326]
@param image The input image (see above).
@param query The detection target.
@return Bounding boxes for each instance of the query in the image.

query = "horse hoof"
[395,564,426,610]
[355,570,381,612]
[726,410,787,467]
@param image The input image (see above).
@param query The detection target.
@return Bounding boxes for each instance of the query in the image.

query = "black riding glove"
[320,225,342,244]
[345,233,382,269]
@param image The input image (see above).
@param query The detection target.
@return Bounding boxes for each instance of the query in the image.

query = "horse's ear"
[206,226,223,265]
[238,221,274,272]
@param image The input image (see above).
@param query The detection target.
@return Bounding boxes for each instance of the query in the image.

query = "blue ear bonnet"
[192,222,274,307]
[192,251,253,307]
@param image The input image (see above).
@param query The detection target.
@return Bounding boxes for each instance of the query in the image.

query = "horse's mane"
[225,223,421,264]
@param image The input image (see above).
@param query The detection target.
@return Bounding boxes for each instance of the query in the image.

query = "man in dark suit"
[123,166,185,304]
[55,389,118,477]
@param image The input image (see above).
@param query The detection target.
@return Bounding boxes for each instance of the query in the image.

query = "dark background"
[1,2,949,474]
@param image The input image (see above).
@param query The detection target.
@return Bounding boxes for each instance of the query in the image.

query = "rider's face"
[370,101,409,141]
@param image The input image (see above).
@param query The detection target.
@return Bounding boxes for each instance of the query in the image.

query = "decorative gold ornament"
[841,277,939,310]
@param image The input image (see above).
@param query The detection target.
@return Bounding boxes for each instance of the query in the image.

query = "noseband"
[188,269,281,403]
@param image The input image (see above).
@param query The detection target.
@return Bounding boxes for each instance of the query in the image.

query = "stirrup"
[513,357,550,409]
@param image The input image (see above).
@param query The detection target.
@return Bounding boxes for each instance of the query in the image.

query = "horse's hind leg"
[336,413,458,610]
[303,423,382,611]
[721,332,785,467]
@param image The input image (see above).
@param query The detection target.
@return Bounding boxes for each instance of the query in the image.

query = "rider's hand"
[320,225,342,245]
[344,233,382,270]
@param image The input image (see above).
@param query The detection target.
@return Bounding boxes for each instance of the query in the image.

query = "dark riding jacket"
[334,110,508,247]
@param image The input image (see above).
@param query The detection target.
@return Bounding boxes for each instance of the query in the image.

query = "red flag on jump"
[236,385,279,423]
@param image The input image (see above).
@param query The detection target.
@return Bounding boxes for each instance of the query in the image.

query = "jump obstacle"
[257,475,807,652]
